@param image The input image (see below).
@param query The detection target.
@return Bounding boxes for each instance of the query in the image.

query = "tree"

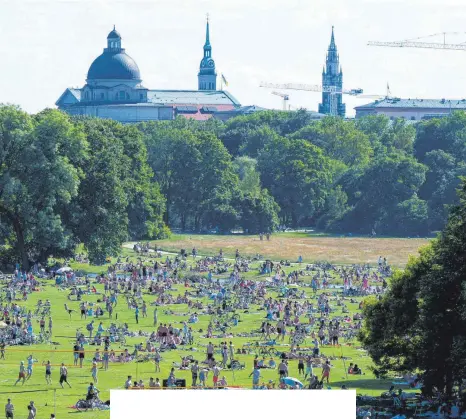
[356,114,415,154]
[232,156,261,196]
[68,118,167,264]
[332,152,427,235]
[238,189,280,234]
[291,116,373,166]
[143,125,239,232]
[361,179,466,396]
[257,136,335,226]
[0,106,87,269]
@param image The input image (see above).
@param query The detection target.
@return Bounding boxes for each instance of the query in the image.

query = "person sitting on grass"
[352,364,362,375]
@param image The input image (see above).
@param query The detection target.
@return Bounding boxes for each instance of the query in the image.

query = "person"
[59,363,71,388]
[0,342,5,359]
[154,350,161,372]
[212,363,221,387]
[249,367,261,389]
[298,357,305,375]
[322,360,331,384]
[28,402,36,419]
[44,361,52,384]
[135,306,139,324]
[352,364,362,375]
[78,345,85,368]
[124,376,132,389]
[50,415,55,419]
[26,355,37,381]
[191,361,199,387]
[91,361,98,383]
[153,307,158,327]
[149,378,156,388]
[278,360,288,379]
[167,368,176,387]
[14,361,26,386]
[73,342,80,366]
[86,383,98,401]
[304,356,313,379]
[26,406,34,419]
[5,399,14,419]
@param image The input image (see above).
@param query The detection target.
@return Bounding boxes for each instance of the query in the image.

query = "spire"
[204,14,211,49]
[329,26,336,50]
[198,14,217,91]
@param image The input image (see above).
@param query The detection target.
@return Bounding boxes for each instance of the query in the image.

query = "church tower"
[319,27,345,117]
[198,16,217,91]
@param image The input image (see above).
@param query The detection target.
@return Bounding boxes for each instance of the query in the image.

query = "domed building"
[56,21,241,122]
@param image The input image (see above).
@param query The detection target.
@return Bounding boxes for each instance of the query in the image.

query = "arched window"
[119,91,126,100]
[100,93,104,99]
[85,91,90,100]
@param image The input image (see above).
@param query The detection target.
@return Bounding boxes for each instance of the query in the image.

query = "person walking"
[135,306,139,324]
[14,361,26,386]
[153,307,158,327]
[91,361,98,383]
[28,402,36,419]
[5,398,14,419]
[44,361,52,385]
[191,361,199,387]
[59,363,71,388]
[79,345,85,368]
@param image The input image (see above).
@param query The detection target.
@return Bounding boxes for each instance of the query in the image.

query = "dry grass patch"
[153,234,430,267]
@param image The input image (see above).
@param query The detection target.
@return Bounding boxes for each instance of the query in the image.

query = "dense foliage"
[0,107,167,268]
[2,104,466,266]
[138,109,466,236]
[360,179,466,396]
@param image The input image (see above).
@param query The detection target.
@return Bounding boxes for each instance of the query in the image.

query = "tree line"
[2,104,466,266]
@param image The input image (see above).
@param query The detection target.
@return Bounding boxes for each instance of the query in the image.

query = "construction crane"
[271,91,290,110]
[368,32,466,51]
[260,82,383,116]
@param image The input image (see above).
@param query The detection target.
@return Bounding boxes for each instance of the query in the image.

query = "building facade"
[56,21,240,122]
[318,27,345,118]
[354,98,466,120]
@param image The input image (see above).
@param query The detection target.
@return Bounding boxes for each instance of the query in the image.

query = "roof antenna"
[113,24,116,30]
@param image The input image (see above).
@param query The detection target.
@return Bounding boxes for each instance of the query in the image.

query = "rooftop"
[147,90,240,106]
[355,97,466,110]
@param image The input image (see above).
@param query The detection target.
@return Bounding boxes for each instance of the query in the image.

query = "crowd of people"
[3,246,457,419]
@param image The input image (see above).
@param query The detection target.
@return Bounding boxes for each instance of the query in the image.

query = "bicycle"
[75,397,108,412]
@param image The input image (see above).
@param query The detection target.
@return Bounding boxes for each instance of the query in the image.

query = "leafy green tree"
[232,156,261,196]
[257,136,335,226]
[143,126,239,232]
[291,116,372,166]
[356,114,415,154]
[0,107,87,269]
[238,189,280,234]
[333,152,427,234]
[361,179,466,395]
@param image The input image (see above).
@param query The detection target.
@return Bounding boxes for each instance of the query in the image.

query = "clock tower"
[198,16,217,91]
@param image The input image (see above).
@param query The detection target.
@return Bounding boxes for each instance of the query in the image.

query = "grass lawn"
[0,235,422,418]
[151,232,430,267]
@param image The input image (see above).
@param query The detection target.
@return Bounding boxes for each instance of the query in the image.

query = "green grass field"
[0,233,421,418]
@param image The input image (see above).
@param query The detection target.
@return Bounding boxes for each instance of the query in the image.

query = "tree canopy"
[360,179,466,396]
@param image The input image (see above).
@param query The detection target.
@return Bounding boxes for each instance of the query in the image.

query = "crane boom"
[368,40,466,51]
[260,82,363,95]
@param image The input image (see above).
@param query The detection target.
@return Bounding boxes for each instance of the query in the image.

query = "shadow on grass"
[329,378,403,392]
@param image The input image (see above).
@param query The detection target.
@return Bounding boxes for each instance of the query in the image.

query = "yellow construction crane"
[271,91,290,110]
[368,32,466,51]
[260,82,383,116]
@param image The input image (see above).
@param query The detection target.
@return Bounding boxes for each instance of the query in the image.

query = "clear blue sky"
[0,0,465,116]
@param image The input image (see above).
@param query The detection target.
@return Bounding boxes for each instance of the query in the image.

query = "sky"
[1,0,466,116]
